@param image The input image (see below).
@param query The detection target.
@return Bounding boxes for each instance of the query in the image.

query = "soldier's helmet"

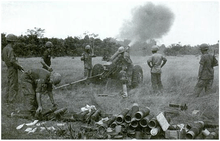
[200,43,209,51]
[85,45,91,50]
[6,34,17,42]
[118,46,125,53]
[151,45,159,52]
[50,72,61,85]
[45,41,53,48]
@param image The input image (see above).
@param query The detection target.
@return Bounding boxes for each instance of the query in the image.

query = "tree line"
[1,27,219,58]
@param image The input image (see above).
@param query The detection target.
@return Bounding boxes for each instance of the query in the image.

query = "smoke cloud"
[119,2,175,46]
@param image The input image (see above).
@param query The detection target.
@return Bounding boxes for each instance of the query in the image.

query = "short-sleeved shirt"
[199,54,214,80]
[2,44,17,68]
[42,49,51,68]
[82,52,92,69]
[25,68,52,93]
[147,53,167,73]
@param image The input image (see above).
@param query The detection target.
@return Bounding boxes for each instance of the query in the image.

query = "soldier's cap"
[151,45,159,52]
[200,43,209,51]
[45,41,53,48]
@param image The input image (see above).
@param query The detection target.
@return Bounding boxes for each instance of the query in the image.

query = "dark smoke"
[119,2,175,45]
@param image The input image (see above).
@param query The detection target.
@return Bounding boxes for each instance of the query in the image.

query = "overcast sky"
[1,0,219,46]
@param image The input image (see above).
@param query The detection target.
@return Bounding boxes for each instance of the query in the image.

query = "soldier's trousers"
[6,67,18,103]
[151,73,163,92]
[194,79,213,97]
[84,69,92,78]
[20,72,37,116]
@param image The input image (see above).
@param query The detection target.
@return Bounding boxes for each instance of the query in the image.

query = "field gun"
[55,47,143,90]
[91,47,143,88]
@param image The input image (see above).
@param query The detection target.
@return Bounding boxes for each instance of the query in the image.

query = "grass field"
[1,55,219,139]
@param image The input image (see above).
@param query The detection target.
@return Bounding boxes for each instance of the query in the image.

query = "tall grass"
[1,55,219,138]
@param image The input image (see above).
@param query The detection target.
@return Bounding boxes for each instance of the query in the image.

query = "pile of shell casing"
[75,103,219,139]
[23,104,218,139]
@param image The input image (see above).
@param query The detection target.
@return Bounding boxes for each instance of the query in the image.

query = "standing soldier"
[123,46,133,87]
[20,68,61,119]
[147,45,167,94]
[110,46,133,97]
[2,34,24,103]
[194,43,218,97]
[81,45,93,78]
[40,41,53,72]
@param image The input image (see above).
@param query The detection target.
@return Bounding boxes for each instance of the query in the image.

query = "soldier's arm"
[147,62,153,68]
[36,92,43,114]
[9,50,24,71]
[161,57,167,68]
[198,64,203,79]
[41,50,53,72]
[198,56,205,79]
[40,59,53,72]
[147,57,153,68]
[81,53,85,61]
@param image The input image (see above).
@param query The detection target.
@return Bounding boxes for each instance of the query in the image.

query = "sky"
[1,0,219,46]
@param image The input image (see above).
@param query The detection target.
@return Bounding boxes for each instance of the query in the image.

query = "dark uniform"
[42,49,51,71]
[20,69,53,116]
[2,44,21,102]
[194,53,215,96]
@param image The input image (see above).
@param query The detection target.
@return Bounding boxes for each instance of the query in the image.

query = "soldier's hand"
[20,68,25,73]
[36,106,42,114]
[53,103,58,108]
[18,65,24,71]
[48,67,53,72]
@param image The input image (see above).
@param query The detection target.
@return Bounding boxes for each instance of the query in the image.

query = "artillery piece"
[91,48,143,88]
[55,47,143,90]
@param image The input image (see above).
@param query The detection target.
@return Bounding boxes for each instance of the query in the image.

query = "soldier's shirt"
[199,54,214,80]
[42,49,51,67]
[26,68,52,93]
[147,53,167,74]
[82,52,92,69]
[123,52,132,64]
[2,44,17,68]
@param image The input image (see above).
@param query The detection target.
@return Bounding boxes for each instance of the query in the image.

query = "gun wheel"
[132,65,143,88]
[92,64,105,84]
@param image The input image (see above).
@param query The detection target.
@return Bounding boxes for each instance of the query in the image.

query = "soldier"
[2,34,24,103]
[40,41,53,72]
[81,45,93,78]
[147,45,167,94]
[20,68,61,119]
[114,46,133,97]
[122,46,133,87]
[194,44,218,97]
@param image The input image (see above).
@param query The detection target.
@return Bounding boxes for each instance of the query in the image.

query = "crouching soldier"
[20,68,61,119]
